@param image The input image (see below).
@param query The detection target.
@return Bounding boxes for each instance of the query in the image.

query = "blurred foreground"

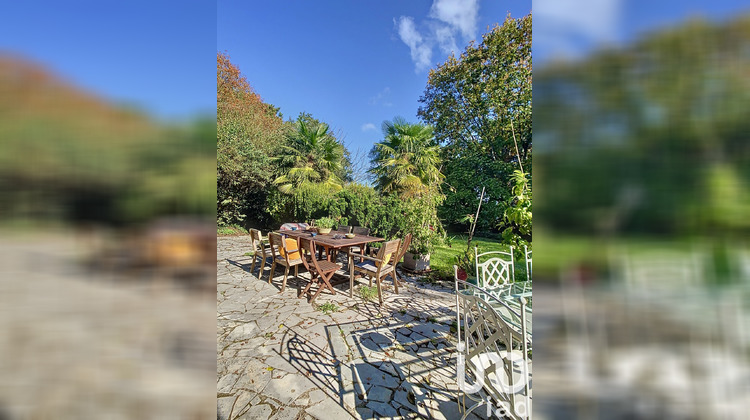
[0,228,216,419]
[0,54,216,418]
[534,10,750,420]
[535,252,750,419]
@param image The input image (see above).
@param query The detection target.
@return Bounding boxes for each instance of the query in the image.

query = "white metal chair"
[475,246,515,288]
[524,245,532,282]
[455,273,532,419]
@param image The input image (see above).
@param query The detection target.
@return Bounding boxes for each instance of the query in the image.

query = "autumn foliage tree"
[217,52,287,227]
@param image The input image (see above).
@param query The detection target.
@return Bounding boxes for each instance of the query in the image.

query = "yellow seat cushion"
[278,238,300,260]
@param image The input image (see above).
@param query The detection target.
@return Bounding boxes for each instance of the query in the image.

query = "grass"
[218,225,247,236]
[430,235,528,282]
[317,302,339,314]
[359,285,378,301]
[532,230,747,283]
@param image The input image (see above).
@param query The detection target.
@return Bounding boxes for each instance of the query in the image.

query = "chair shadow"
[226,258,253,274]
[323,301,460,419]
[275,326,355,416]
[227,257,310,293]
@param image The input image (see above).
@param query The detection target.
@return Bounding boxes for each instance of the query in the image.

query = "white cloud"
[369,87,393,107]
[396,16,432,72]
[428,0,479,38]
[395,0,481,72]
[434,24,458,55]
[361,123,376,132]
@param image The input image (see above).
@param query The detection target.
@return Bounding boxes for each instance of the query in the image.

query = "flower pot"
[456,268,468,281]
[403,252,430,271]
[318,228,332,234]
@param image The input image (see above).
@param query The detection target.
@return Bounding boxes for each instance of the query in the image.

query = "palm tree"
[274,119,345,193]
[369,117,443,198]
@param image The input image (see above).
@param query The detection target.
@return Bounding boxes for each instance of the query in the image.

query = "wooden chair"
[298,237,341,303]
[349,239,400,305]
[351,226,369,236]
[268,232,304,293]
[335,225,352,234]
[248,229,275,279]
[327,225,352,262]
[390,233,412,287]
[345,226,371,264]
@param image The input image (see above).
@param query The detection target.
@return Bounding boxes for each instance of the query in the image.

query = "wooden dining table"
[276,229,385,297]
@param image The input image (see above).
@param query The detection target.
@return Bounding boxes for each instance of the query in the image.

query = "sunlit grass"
[217,225,247,236]
[430,235,528,282]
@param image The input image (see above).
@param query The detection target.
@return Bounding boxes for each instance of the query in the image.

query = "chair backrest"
[298,237,320,273]
[268,232,282,259]
[351,226,370,236]
[249,229,263,253]
[393,233,413,264]
[336,225,352,234]
[269,232,300,262]
[455,277,531,419]
[524,245,532,282]
[475,246,515,287]
[376,239,401,270]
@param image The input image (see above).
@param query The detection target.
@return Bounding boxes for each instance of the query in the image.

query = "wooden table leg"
[349,252,354,298]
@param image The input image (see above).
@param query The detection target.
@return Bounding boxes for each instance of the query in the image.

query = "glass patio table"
[459,280,533,336]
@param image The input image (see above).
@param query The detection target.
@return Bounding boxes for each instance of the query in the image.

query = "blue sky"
[218,0,531,163]
[0,1,216,121]
[2,0,745,128]
[534,0,749,63]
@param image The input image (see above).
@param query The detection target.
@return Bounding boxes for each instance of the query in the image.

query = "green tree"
[534,16,750,237]
[418,13,532,233]
[273,115,348,194]
[368,117,443,199]
[501,169,532,248]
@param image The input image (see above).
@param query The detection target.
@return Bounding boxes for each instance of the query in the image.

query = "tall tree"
[418,13,532,234]
[217,52,286,227]
[534,16,750,236]
[368,117,443,199]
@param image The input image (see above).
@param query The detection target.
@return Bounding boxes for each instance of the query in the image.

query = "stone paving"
[0,231,216,419]
[218,236,481,420]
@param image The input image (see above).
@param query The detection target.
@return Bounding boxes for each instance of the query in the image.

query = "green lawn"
[430,235,529,282]
[532,230,744,284]
[218,225,247,236]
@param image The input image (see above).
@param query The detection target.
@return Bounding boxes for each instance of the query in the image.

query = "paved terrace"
[217,236,480,420]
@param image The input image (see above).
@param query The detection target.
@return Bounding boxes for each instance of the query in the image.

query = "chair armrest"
[347,251,383,263]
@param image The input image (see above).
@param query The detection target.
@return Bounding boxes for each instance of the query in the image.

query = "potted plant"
[315,217,336,234]
[453,247,475,282]
[400,196,444,272]
[403,224,441,271]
